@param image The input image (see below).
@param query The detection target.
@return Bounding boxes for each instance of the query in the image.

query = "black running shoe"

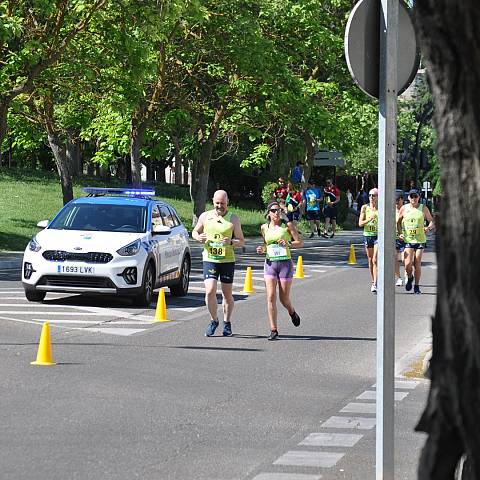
[414,285,421,294]
[329,232,335,238]
[267,330,279,341]
[222,321,233,336]
[309,232,314,239]
[405,276,414,291]
[321,232,328,238]
[290,311,301,327]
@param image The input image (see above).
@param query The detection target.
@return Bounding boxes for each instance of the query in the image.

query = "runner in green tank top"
[358,188,379,293]
[256,201,303,340]
[192,190,245,336]
[396,189,434,294]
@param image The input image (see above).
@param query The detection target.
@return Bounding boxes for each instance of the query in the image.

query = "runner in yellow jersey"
[396,189,434,294]
[359,188,379,293]
[192,190,245,336]
[256,201,303,340]
[395,190,406,286]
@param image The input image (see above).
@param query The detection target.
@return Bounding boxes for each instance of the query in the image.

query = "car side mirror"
[37,220,49,229]
[152,224,171,235]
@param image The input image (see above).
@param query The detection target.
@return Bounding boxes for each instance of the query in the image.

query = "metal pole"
[376,0,398,479]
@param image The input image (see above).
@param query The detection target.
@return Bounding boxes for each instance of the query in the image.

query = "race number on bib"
[365,223,377,233]
[407,227,422,236]
[208,241,226,259]
[266,243,288,261]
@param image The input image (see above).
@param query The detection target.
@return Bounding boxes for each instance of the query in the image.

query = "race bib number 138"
[208,242,226,259]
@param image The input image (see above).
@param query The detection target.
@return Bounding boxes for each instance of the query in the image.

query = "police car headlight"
[117,239,141,256]
[28,236,41,252]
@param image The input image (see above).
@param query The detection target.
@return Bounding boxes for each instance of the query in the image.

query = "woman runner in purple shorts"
[256,201,304,340]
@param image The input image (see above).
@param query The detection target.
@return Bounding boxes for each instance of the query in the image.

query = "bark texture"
[414,2,480,479]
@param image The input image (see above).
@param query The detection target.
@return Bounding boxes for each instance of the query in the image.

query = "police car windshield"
[49,204,147,233]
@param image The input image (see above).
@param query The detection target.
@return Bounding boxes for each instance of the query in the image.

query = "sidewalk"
[0,229,366,270]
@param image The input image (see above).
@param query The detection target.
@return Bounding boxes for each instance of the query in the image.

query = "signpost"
[345,1,419,478]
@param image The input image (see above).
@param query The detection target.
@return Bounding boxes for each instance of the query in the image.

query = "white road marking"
[356,390,409,401]
[340,402,376,414]
[372,379,419,389]
[299,432,363,448]
[308,269,327,273]
[273,451,344,468]
[252,474,322,480]
[83,327,146,336]
[0,311,117,316]
[31,319,104,324]
[321,416,376,430]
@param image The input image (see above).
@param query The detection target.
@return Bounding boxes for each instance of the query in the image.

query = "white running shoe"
[396,277,403,286]
[371,283,377,293]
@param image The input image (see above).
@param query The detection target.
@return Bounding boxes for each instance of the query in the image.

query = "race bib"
[365,223,377,233]
[266,243,288,261]
[207,241,226,259]
[407,227,422,236]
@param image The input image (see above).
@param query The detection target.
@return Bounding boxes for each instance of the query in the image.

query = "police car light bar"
[82,187,156,197]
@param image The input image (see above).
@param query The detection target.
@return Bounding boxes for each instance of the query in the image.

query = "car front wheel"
[25,290,46,302]
[133,264,154,307]
[170,256,190,297]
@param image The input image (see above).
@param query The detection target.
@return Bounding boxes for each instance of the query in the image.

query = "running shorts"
[287,211,300,222]
[395,239,406,252]
[263,259,294,281]
[306,210,321,221]
[324,205,337,220]
[404,242,426,250]
[364,235,378,248]
[203,261,235,283]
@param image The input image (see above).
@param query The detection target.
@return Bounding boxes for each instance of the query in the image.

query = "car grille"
[38,275,116,289]
[42,250,113,263]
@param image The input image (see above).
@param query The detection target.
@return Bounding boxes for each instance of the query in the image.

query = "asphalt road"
[0,238,435,480]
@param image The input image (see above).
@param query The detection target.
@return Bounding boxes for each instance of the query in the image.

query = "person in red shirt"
[273,178,288,201]
[322,178,341,238]
[285,182,302,226]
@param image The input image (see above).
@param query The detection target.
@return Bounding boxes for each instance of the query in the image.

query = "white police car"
[22,187,191,306]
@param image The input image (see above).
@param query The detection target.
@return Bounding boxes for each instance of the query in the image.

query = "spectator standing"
[290,161,304,185]
[286,182,302,226]
[346,188,354,209]
[303,179,323,238]
[322,178,341,238]
[273,178,288,202]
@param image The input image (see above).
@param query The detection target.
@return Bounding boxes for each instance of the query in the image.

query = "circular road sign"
[345,0,420,99]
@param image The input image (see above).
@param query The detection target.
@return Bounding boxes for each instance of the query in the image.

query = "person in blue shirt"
[302,178,323,238]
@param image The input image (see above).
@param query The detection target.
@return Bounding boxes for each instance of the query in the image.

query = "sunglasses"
[410,194,419,198]
[369,194,377,197]
[269,208,280,213]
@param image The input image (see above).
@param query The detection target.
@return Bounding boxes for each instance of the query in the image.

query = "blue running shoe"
[414,285,421,294]
[205,320,219,337]
[267,330,279,341]
[405,276,414,291]
[222,321,233,336]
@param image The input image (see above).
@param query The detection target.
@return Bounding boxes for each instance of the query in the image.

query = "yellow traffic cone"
[31,322,56,366]
[242,266,255,294]
[294,256,305,279]
[154,288,169,322]
[348,244,357,265]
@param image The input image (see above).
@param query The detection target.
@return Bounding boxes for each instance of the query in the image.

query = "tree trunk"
[47,131,74,204]
[130,116,147,186]
[189,107,224,225]
[414,2,480,478]
[0,101,8,166]
[172,135,184,185]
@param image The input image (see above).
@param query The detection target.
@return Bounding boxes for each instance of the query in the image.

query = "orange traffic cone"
[242,266,255,294]
[31,322,56,366]
[294,256,305,279]
[348,244,357,265]
[154,288,169,322]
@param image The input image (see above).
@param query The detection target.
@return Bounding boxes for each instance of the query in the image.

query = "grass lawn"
[0,168,266,251]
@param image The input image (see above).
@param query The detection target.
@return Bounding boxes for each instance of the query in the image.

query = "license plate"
[56,265,95,274]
